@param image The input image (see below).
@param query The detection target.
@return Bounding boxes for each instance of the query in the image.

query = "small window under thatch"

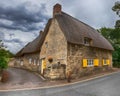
[84,37,92,46]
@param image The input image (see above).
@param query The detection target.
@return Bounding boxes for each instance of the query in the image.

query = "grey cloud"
[0,32,5,40]
[4,38,24,46]
[3,38,26,53]
[0,2,49,32]
[59,0,117,28]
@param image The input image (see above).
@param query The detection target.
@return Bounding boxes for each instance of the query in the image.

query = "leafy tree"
[99,27,120,67]
[112,1,120,16]
[0,40,13,74]
[112,1,120,28]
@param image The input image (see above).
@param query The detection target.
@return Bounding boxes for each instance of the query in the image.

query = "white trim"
[87,59,94,67]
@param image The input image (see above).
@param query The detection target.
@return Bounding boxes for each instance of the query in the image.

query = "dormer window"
[84,37,92,46]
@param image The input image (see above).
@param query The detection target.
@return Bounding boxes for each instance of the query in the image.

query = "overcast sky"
[0,0,118,54]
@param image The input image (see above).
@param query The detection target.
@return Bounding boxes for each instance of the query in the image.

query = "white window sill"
[103,64,108,66]
[87,65,94,67]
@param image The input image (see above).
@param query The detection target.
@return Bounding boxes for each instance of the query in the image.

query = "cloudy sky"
[0,0,118,54]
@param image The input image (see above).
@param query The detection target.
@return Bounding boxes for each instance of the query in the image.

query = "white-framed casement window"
[87,59,94,67]
[103,59,110,65]
[104,59,107,65]
[29,58,32,64]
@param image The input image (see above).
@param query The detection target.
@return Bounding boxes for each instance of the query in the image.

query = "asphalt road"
[7,68,43,84]
[0,71,120,96]
[0,68,43,89]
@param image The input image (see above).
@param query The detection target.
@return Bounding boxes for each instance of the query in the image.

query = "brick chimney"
[53,3,62,17]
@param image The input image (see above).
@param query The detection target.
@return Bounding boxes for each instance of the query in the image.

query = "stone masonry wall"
[67,43,113,78]
[40,18,67,78]
[14,52,40,72]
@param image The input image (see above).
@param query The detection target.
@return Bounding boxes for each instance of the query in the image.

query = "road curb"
[34,73,46,81]
[0,70,120,92]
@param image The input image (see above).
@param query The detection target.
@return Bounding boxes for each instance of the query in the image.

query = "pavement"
[0,68,43,90]
[0,68,120,96]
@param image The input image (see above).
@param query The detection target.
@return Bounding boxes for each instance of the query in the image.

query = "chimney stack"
[53,3,62,17]
[39,30,43,36]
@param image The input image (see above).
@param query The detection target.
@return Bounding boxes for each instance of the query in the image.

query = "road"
[0,68,43,89]
[0,71,120,96]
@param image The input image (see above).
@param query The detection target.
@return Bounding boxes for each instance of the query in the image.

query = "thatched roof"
[16,8,113,57]
[15,18,52,57]
[55,12,114,50]
[37,12,113,51]
[21,34,42,54]
[15,47,24,57]
[15,32,43,57]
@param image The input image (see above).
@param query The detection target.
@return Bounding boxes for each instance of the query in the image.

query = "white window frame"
[29,58,32,64]
[37,60,40,66]
[87,59,94,67]
[103,59,107,65]
[34,59,37,65]
[20,60,24,66]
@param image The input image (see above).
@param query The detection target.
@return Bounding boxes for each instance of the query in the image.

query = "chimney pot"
[53,3,62,17]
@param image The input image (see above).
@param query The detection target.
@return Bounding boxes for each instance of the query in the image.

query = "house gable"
[40,18,67,66]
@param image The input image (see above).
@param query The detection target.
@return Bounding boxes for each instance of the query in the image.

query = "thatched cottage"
[15,32,43,72]
[15,4,113,79]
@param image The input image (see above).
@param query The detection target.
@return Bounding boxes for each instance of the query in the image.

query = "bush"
[113,60,120,68]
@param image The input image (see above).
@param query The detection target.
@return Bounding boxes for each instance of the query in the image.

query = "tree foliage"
[112,1,120,28]
[112,1,120,16]
[0,40,13,73]
[99,27,120,67]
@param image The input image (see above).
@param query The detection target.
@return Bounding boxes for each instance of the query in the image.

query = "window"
[34,59,36,65]
[87,59,94,66]
[84,37,92,46]
[20,60,24,66]
[83,59,94,67]
[103,59,110,65]
[29,58,32,64]
[37,60,40,66]
[104,59,107,65]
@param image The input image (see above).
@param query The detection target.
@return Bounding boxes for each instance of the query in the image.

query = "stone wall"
[67,43,113,78]
[14,52,40,72]
[40,19,67,78]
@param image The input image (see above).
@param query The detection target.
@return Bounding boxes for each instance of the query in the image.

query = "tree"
[112,1,120,28]
[0,40,13,74]
[112,1,120,16]
[99,27,120,67]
